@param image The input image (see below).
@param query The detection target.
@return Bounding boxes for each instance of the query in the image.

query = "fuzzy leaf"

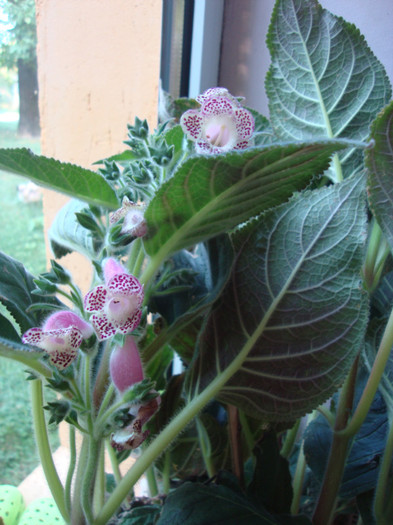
[49,199,102,259]
[366,101,393,252]
[0,148,119,208]
[188,175,368,421]
[144,140,349,259]
[266,0,391,180]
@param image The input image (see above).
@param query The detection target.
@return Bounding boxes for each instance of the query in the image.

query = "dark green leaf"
[144,140,348,259]
[116,505,161,525]
[366,101,393,252]
[304,369,388,498]
[266,0,391,180]
[188,175,368,421]
[156,480,310,525]
[247,432,293,515]
[0,148,119,208]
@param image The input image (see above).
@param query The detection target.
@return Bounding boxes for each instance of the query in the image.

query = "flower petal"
[49,348,78,370]
[107,274,144,302]
[180,110,204,141]
[201,96,234,117]
[196,87,229,104]
[90,312,117,340]
[22,327,44,346]
[84,285,108,312]
[234,108,255,139]
[43,311,93,339]
[117,309,142,334]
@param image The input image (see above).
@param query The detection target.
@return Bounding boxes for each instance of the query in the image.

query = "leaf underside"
[266,0,391,179]
[189,174,368,421]
[366,101,393,253]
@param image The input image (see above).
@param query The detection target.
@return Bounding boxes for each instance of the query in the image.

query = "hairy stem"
[30,380,69,522]
[312,355,359,525]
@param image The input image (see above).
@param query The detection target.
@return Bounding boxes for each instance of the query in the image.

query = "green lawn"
[0,117,60,486]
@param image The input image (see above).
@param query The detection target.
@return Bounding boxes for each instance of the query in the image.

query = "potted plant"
[1,0,393,523]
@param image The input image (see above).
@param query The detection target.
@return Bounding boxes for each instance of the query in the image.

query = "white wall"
[219,0,393,117]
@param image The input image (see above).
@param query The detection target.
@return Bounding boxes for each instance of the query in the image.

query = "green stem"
[92,342,112,412]
[127,237,144,275]
[106,438,122,485]
[71,436,89,525]
[342,307,393,438]
[93,290,284,524]
[374,413,393,522]
[281,419,300,460]
[363,220,383,291]
[93,441,106,515]
[65,425,77,516]
[81,434,99,524]
[291,441,306,515]
[145,465,159,497]
[196,416,216,478]
[30,380,69,522]
[312,355,359,525]
[162,450,171,494]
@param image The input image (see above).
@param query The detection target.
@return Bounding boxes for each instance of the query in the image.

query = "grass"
[0,117,60,486]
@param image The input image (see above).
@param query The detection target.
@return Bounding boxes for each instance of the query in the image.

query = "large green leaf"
[188,174,368,421]
[143,140,349,260]
[156,478,311,525]
[366,101,393,252]
[266,0,391,180]
[0,148,119,208]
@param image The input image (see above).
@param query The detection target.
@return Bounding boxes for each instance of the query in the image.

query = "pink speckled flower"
[84,258,144,340]
[22,311,94,370]
[110,336,144,393]
[110,197,147,238]
[180,87,255,154]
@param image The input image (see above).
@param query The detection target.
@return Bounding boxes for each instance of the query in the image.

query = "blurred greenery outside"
[0,113,60,485]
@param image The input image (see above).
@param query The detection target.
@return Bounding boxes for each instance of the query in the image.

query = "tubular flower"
[180,87,255,154]
[110,336,144,393]
[84,258,144,340]
[22,311,94,370]
[110,196,147,238]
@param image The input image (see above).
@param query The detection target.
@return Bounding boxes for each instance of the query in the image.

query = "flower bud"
[110,336,144,393]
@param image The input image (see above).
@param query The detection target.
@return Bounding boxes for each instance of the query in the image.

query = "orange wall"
[35,0,162,291]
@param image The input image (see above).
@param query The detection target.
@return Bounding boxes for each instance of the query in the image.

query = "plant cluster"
[1,1,393,524]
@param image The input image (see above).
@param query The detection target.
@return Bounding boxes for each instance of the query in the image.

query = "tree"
[0,0,40,136]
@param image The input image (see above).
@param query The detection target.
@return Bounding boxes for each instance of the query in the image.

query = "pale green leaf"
[366,101,393,252]
[49,199,102,259]
[188,174,368,421]
[266,0,391,180]
[0,148,119,208]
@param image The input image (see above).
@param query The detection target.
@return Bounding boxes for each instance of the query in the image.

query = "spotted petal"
[234,108,255,139]
[22,327,44,346]
[84,285,108,312]
[196,87,229,104]
[90,312,117,340]
[180,110,204,140]
[117,309,142,334]
[201,96,234,117]
[49,347,78,370]
[107,274,144,303]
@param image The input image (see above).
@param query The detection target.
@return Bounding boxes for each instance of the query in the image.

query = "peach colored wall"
[35,0,162,291]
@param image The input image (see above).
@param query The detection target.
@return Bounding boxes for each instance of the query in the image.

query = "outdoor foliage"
[0,1,393,524]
